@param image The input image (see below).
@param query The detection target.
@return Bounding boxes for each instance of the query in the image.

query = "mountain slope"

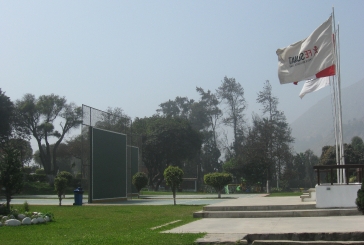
[291,78,364,155]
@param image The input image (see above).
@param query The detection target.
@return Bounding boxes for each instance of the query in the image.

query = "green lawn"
[1,205,204,245]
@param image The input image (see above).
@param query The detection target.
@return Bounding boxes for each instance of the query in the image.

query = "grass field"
[1,205,204,245]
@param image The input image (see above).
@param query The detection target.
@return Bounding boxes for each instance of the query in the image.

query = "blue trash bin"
[73,187,84,206]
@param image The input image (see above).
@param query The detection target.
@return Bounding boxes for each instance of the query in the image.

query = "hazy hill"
[291,78,364,156]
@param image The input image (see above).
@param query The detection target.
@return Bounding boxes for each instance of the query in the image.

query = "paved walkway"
[164,195,364,243]
[3,193,255,206]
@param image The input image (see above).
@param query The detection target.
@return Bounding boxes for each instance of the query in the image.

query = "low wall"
[316,183,361,208]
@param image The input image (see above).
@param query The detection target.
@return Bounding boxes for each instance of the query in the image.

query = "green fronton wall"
[92,128,127,200]
[130,146,139,193]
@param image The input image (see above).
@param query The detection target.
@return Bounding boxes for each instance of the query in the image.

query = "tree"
[351,136,364,164]
[196,87,223,176]
[95,107,131,134]
[164,166,184,205]
[15,94,82,178]
[216,77,247,156]
[0,89,14,144]
[356,180,364,214]
[133,116,202,190]
[0,147,24,211]
[255,80,294,192]
[57,171,73,187]
[3,138,32,167]
[132,172,148,197]
[54,177,68,206]
[204,172,232,198]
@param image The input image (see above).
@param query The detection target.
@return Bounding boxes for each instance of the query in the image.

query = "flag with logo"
[299,77,330,98]
[276,16,335,84]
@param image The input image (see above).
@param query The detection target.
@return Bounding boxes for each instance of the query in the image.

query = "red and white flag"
[299,77,330,98]
[276,16,335,84]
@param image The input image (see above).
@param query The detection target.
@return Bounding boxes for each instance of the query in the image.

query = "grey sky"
[1,1,363,129]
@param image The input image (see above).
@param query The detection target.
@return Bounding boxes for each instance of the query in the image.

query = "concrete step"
[203,204,316,211]
[195,232,364,244]
[193,208,361,218]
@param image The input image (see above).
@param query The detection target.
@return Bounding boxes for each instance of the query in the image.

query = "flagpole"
[332,7,341,183]
[332,6,345,183]
[336,23,346,183]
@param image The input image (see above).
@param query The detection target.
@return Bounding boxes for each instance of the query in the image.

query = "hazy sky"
[1,1,364,128]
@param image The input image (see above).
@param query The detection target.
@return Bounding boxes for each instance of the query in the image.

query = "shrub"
[132,172,148,196]
[23,166,32,175]
[204,172,232,198]
[54,177,68,206]
[57,171,73,186]
[164,166,184,205]
[27,173,47,182]
[35,169,45,175]
[23,201,30,212]
[356,180,364,214]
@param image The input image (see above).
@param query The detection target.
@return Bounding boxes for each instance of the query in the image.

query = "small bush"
[35,169,45,175]
[57,171,73,186]
[23,166,32,175]
[204,172,232,198]
[23,201,30,212]
[54,177,68,206]
[27,174,47,182]
[132,172,148,195]
[164,166,184,205]
[356,180,364,214]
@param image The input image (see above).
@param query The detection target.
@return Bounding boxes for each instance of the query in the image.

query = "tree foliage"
[133,116,202,191]
[132,172,148,196]
[164,166,184,205]
[15,93,82,176]
[57,171,73,186]
[0,89,14,144]
[217,77,247,156]
[204,172,232,198]
[54,177,68,206]
[0,147,24,211]
[356,180,364,214]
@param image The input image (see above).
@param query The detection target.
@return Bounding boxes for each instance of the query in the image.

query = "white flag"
[276,16,335,84]
[299,77,330,98]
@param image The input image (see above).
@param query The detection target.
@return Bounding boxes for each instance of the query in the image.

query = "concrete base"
[300,188,316,202]
[316,184,361,208]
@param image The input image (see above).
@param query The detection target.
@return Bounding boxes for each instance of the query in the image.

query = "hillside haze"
[291,78,364,156]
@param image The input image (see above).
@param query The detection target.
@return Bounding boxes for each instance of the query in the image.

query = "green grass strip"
[1,205,205,245]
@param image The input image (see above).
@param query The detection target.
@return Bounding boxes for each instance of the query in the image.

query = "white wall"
[316,183,361,208]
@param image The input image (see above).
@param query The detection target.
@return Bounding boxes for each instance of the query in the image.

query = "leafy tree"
[0,89,14,144]
[216,77,247,156]
[6,138,33,167]
[164,166,184,205]
[95,107,132,134]
[54,177,68,206]
[157,97,195,120]
[57,171,73,187]
[319,145,337,165]
[15,94,82,177]
[351,136,364,164]
[356,180,364,214]
[255,80,294,191]
[204,172,232,198]
[132,172,148,197]
[133,116,202,191]
[196,87,223,176]
[0,147,24,211]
